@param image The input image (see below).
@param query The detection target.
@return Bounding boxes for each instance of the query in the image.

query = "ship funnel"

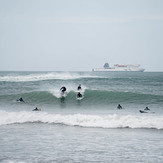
[104,63,109,69]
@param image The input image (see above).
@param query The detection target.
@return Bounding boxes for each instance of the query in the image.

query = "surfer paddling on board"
[117,104,122,109]
[144,106,150,111]
[33,107,41,111]
[17,97,25,103]
[139,106,154,113]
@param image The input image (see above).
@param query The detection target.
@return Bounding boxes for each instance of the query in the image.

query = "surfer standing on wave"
[60,86,66,93]
[60,86,67,97]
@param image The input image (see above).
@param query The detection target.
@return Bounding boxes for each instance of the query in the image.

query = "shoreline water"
[0,123,163,163]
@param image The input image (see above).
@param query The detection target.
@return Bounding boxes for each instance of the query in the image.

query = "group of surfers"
[60,84,83,98]
[17,84,83,111]
[17,84,153,113]
[17,98,41,111]
[117,104,153,113]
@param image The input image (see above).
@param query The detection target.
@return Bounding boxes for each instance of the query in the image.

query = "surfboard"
[76,96,84,100]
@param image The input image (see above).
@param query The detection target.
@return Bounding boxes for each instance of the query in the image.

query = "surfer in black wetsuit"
[17,97,25,103]
[77,84,81,90]
[117,104,122,109]
[140,107,155,113]
[60,86,66,93]
[144,107,150,111]
[33,107,41,111]
[77,92,82,98]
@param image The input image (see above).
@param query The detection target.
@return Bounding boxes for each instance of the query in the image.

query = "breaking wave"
[0,110,163,129]
[0,72,103,82]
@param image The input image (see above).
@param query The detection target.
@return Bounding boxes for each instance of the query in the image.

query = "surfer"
[33,107,41,111]
[60,86,66,93]
[144,107,150,111]
[77,84,82,90]
[117,104,122,109]
[17,97,25,103]
[140,107,155,114]
[77,92,82,98]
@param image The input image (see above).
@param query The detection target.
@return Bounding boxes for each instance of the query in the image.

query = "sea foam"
[0,72,101,82]
[0,110,163,129]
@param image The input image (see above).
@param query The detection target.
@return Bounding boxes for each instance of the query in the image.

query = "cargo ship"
[92,63,145,72]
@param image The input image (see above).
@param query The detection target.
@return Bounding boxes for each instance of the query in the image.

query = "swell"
[0,89,163,106]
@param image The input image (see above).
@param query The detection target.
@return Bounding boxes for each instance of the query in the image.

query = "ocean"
[0,71,163,163]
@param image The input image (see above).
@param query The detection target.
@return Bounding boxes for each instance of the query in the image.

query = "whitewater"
[0,110,163,129]
[0,71,163,163]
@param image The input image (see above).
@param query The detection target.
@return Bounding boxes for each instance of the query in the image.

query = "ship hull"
[92,68,145,72]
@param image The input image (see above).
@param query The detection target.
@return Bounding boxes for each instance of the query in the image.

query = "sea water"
[0,71,163,163]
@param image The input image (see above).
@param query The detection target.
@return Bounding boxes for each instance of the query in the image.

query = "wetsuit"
[77,85,81,90]
[17,97,25,102]
[60,87,66,92]
[77,92,82,98]
[117,104,122,109]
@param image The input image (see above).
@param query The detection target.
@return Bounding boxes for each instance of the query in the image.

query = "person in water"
[117,104,122,109]
[144,107,150,111]
[60,86,66,93]
[33,107,41,111]
[17,97,25,103]
[77,92,82,98]
[77,84,81,90]
[140,108,155,114]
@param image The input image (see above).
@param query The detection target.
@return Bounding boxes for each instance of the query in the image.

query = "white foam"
[0,72,100,82]
[5,161,26,163]
[49,88,63,98]
[0,110,163,129]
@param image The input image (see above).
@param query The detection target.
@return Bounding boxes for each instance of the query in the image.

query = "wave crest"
[0,111,163,129]
[0,72,101,82]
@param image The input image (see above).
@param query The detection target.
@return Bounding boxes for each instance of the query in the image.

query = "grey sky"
[0,0,163,71]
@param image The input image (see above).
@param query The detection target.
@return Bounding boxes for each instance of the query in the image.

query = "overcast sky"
[0,0,163,71]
